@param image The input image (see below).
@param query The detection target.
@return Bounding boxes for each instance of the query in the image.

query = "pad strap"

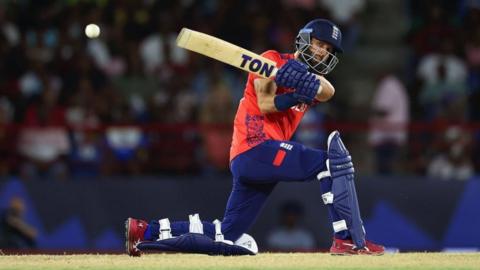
[213,219,233,245]
[189,213,204,234]
[317,158,331,181]
[332,220,348,233]
[322,192,334,204]
[159,218,173,240]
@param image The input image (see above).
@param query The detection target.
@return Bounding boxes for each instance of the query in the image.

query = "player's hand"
[275,59,308,88]
[293,72,321,104]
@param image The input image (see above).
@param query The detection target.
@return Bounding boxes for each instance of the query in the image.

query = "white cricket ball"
[85,23,100,38]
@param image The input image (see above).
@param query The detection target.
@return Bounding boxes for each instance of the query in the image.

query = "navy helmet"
[295,19,343,75]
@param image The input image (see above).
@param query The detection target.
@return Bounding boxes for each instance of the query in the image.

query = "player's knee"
[329,156,354,178]
[327,131,355,177]
[314,132,357,207]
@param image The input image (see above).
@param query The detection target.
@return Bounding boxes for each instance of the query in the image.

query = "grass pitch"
[1,253,479,270]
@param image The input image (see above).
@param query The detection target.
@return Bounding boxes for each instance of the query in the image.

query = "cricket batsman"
[125,19,385,256]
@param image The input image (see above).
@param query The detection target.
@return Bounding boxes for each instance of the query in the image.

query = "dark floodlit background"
[0,0,479,253]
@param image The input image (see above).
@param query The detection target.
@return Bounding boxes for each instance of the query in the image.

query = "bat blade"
[176,28,278,78]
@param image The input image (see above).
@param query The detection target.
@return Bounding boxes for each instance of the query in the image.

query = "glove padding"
[293,72,320,105]
[275,59,309,88]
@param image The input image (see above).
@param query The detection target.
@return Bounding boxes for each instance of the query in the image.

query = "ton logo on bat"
[240,54,275,77]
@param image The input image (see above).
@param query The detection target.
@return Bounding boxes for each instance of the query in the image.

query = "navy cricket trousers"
[146,140,328,242]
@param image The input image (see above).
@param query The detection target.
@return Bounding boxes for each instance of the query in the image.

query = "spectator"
[199,80,235,172]
[139,14,188,78]
[416,39,468,121]
[0,197,37,249]
[294,107,326,149]
[266,201,316,251]
[0,6,20,47]
[18,81,70,180]
[113,41,156,123]
[103,115,148,176]
[69,130,103,178]
[427,126,474,181]
[408,2,460,57]
[65,78,100,129]
[368,74,409,174]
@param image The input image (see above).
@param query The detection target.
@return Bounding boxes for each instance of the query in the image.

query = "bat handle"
[268,67,278,79]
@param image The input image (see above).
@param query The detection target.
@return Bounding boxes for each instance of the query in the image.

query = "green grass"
[1,253,479,270]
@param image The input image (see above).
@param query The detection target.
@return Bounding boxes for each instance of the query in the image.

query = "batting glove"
[293,72,320,105]
[275,59,309,88]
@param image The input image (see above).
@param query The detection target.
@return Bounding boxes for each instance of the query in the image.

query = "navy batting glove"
[275,59,308,88]
[293,73,320,105]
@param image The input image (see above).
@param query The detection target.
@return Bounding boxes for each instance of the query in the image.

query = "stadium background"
[0,0,479,253]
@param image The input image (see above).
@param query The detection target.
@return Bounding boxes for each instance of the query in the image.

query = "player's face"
[310,38,333,62]
[295,33,339,75]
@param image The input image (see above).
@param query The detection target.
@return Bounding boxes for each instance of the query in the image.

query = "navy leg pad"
[136,233,256,256]
[331,173,365,248]
[327,131,366,249]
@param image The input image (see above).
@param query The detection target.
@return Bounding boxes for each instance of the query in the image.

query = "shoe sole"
[331,251,384,256]
[330,249,356,256]
[125,218,140,257]
[331,252,354,256]
[357,252,385,256]
[330,247,384,256]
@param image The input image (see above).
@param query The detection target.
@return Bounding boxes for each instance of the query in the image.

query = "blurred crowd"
[369,0,480,180]
[0,0,478,180]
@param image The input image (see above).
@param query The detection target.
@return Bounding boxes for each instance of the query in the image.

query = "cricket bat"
[176,28,279,79]
[176,28,326,95]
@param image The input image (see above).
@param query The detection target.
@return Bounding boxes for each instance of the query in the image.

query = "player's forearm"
[315,76,335,102]
[257,95,278,114]
[254,79,279,114]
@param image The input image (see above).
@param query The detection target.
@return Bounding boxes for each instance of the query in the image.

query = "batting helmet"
[295,19,343,75]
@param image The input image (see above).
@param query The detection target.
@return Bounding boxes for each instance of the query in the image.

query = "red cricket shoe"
[330,238,385,255]
[125,217,148,256]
